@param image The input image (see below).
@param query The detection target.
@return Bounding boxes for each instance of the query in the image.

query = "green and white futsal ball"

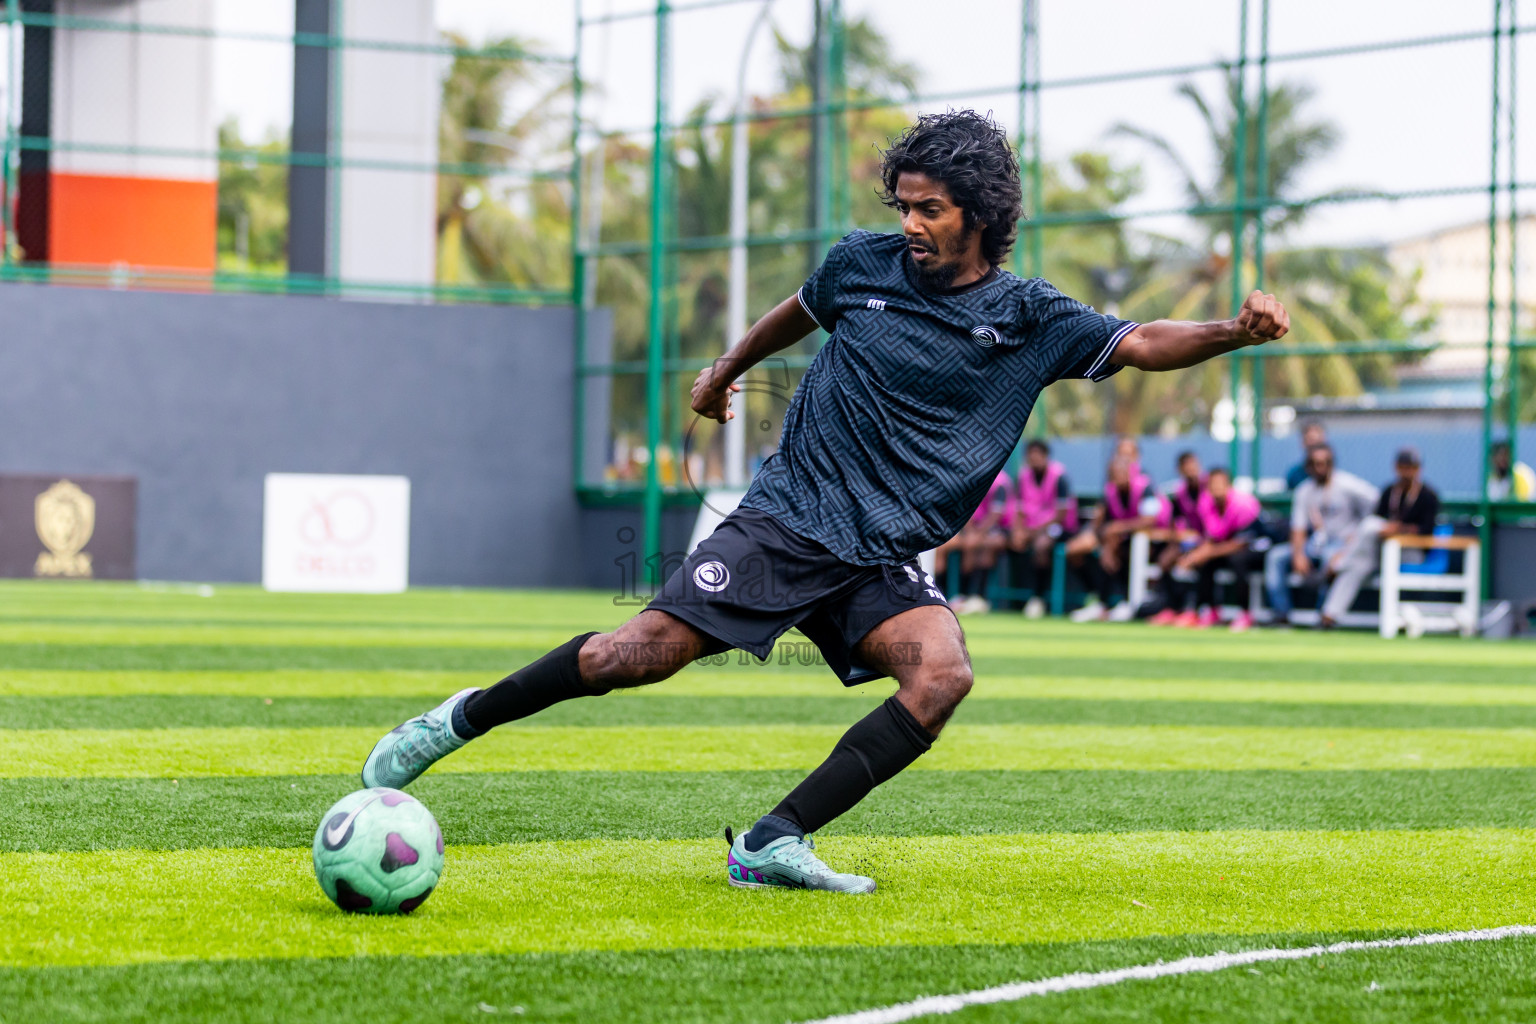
[313,787,444,914]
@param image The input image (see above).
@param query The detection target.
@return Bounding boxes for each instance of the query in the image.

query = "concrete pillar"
[44,0,218,272]
[288,0,333,281]
[333,0,439,295]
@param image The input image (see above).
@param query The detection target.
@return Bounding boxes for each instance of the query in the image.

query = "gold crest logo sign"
[35,480,95,577]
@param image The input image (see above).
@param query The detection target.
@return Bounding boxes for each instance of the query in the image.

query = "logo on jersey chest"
[970,325,1001,348]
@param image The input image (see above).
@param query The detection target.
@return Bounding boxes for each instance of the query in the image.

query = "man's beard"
[913,254,962,291]
[911,226,977,291]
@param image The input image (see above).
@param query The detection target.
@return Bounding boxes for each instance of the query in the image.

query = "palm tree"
[436,34,572,291]
[1105,74,1425,434]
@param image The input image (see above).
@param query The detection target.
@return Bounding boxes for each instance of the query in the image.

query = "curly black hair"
[877,110,1023,267]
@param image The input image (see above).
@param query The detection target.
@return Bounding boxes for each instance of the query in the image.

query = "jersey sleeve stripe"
[1084,320,1139,381]
[796,287,826,331]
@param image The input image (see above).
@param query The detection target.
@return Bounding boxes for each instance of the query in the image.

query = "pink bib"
[970,471,1017,528]
[1103,475,1149,521]
[1017,461,1075,530]
[1196,489,1260,541]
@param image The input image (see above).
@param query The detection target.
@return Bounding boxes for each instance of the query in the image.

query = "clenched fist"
[1233,290,1290,345]
[690,362,741,425]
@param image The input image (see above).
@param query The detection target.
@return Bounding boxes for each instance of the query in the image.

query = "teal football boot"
[361,688,479,789]
[725,827,876,893]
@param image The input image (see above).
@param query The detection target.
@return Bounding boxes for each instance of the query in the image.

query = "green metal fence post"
[1507,0,1520,461]
[571,0,587,492]
[1,0,15,266]
[1249,0,1270,485]
[1228,0,1250,478]
[1481,0,1503,597]
[1027,0,1043,281]
[1017,0,1048,438]
[643,0,672,589]
[829,0,848,235]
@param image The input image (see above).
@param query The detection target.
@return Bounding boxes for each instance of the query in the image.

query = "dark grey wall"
[577,505,699,595]
[0,283,581,586]
[1492,523,1536,606]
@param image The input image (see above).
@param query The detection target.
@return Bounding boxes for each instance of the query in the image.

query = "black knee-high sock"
[963,566,989,597]
[745,696,934,850]
[458,632,604,736]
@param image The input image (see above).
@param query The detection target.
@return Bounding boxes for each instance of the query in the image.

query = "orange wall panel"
[49,173,217,272]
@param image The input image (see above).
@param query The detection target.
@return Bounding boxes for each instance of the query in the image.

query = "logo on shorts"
[970,325,1001,348]
[693,560,730,593]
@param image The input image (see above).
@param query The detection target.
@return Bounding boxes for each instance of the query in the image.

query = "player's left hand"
[1233,290,1289,345]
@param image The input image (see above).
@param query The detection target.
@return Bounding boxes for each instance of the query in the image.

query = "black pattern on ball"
[332,877,373,912]
[397,886,434,914]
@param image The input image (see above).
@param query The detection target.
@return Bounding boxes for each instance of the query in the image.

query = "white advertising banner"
[262,474,410,593]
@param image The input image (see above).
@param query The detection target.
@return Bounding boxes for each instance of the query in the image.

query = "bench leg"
[1461,543,1481,638]
[1379,540,1401,639]
[1050,542,1067,618]
[1127,532,1150,612]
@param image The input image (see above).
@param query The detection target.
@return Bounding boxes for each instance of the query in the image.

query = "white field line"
[794,925,1536,1024]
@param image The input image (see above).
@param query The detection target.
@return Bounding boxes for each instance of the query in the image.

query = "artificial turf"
[2,580,1533,1022]
[10,768,1536,852]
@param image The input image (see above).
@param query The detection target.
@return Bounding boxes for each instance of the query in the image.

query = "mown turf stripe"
[9,669,1536,704]
[4,828,1533,967]
[4,932,1534,1024]
[10,768,1536,853]
[0,646,1527,684]
[9,723,1536,778]
[1,616,1526,667]
[13,694,1536,731]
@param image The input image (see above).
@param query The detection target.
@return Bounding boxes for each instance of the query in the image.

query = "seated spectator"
[1285,421,1327,490]
[1263,443,1379,625]
[1319,447,1440,629]
[1068,456,1161,622]
[1164,450,1206,532]
[1488,440,1535,501]
[936,469,1014,614]
[1137,452,1206,618]
[1009,439,1075,619]
[1153,468,1262,631]
[1114,435,1149,488]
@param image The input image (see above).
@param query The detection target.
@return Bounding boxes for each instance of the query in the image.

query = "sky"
[211,0,1531,250]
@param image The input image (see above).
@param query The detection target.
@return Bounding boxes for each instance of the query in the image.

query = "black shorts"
[649,506,952,686]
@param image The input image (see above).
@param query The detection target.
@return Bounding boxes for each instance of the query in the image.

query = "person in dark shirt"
[1320,447,1440,626]
[359,110,1291,894]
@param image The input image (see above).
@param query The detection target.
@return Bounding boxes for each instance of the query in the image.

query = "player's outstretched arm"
[689,294,819,424]
[1110,290,1289,372]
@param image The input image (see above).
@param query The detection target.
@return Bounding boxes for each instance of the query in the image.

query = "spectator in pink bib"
[1068,455,1162,621]
[1150,467,1263,631]
[1008,439,1076,618]
[935,469,1015,614]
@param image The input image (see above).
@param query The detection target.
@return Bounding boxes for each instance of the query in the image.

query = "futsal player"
[360,110,1289,893]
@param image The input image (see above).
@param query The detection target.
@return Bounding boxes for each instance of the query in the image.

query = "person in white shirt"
[1262,443,1378,624]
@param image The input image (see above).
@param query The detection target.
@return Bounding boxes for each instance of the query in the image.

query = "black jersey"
[739,230,1136,565]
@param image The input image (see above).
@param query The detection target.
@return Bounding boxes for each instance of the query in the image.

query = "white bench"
[1379,534,1481,638]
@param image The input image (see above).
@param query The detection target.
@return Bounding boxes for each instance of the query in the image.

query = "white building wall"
[334,0,440,293]
[1387,215,1536,376]
[50,0,215,180]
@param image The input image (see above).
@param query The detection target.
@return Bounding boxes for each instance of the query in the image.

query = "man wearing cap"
[1319,447,1440,629]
